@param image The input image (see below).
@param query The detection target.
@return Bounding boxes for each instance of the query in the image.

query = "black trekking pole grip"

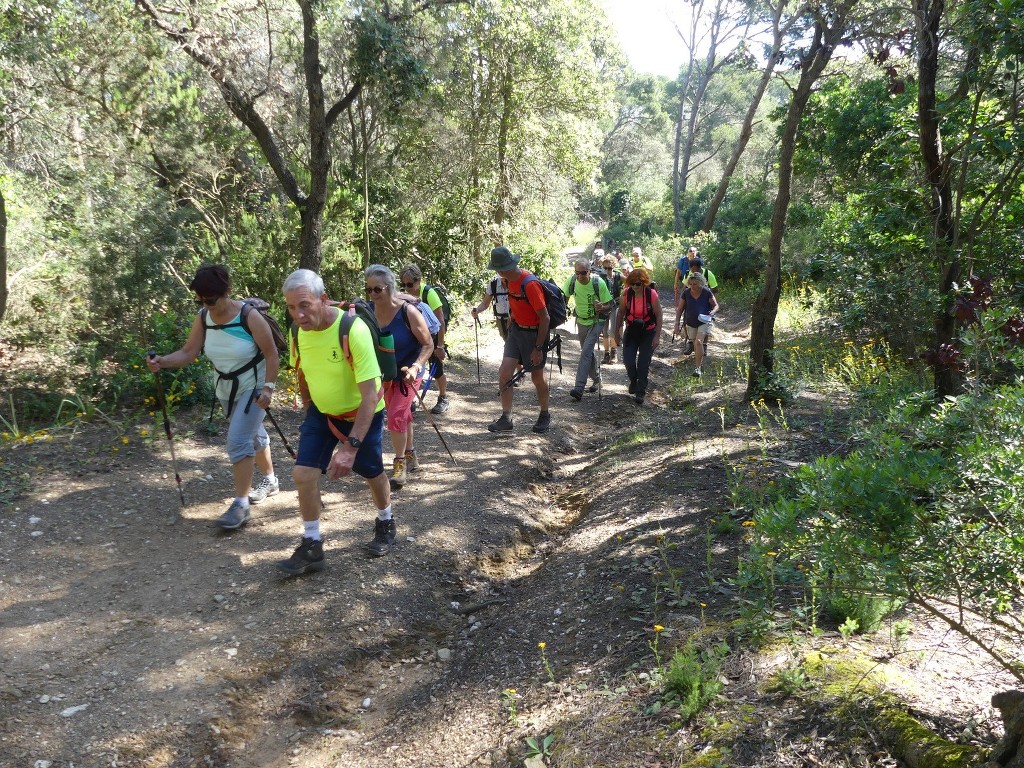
[149,350,186,511]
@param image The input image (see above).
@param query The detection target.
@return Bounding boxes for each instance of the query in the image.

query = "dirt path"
[0,304,1009,768]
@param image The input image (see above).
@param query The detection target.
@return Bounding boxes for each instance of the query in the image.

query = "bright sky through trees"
[600,0,685,77]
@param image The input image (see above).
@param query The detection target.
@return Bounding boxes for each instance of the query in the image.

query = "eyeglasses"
[194,296,219,306]
[575,270,589,276]
[365,285,386,296]
[400,281,417,290]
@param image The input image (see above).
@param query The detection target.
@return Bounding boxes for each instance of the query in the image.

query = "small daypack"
[423,284,452,327]
[200,298,287,419]
[489,276,510,318]
[516,274,568,329]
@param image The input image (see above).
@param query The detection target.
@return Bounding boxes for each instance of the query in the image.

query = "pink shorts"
[385,375,422,434]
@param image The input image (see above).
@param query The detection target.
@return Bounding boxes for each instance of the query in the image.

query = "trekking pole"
[410,378,458,466]
[500,367,527,392]
[474,316,482,385]
[148,351,186,512]
[264,408,297,460]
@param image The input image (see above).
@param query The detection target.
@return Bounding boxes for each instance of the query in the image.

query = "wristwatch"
[348,435,362,449]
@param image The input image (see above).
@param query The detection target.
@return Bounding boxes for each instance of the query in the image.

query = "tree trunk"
[493,69,515,228]
[704,2,790,232]
[672,61,695,234]
[0,185,7,325]
[746,5,856,400]
[915,0,962,398]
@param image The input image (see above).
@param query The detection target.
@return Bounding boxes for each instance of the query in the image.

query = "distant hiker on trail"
[399,264,451,416]
[679,255,719,355]
[562,259,612,402]
[674,271,719,378]
[472,275,511,340]
[278,269,395,575]
[674,245,700,303]
[616,266,663,405]
[629,246,654,274]
[365,265,434,491]
[485,246,552,434]
[146,264,280,530]
[599,255,624,364]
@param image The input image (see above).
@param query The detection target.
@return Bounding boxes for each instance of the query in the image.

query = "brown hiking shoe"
[404,449,419,472]
[390,457,407,490]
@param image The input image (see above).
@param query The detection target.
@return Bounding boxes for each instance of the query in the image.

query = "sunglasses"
[575,270,589,276]
[401,281,417,290]
[365,285,386,295]
[194,296,220,306]
[630,282,643,287]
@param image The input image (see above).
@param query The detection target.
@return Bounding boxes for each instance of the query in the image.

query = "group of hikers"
[147,242,721,575]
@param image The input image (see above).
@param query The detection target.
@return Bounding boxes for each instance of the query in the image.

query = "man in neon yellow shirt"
[562,260,613,401]
[278,269,394,575]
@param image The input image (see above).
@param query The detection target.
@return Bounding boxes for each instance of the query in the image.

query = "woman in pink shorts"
[365,265,434,490]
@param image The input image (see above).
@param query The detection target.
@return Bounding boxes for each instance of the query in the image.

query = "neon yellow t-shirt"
[291,310,384,416]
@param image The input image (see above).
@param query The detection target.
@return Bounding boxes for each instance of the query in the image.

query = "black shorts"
[503,324,548,372]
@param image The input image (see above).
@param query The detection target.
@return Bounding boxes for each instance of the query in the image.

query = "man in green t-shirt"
[277,269,395,576]
[562,260,613,401]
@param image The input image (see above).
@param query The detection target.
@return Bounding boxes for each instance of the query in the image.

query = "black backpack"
[200,298,287,418]
[516,274,568,329]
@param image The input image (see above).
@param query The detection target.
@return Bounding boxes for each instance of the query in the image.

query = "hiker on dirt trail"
[674,271,719,378]
[485,246,552,434]
[599,255,624,364]
[365,265,434,492]
[562,259,613,402]
[616,266,663,405]
[399,264,451,416]
[629,246,654,274]
[679,255,719,356]
[278,268,395,575]
[472,275,511,341]
[146,264,280,530]
[674,246,700,303]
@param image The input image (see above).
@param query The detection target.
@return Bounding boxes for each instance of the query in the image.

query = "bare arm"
[147,314,205,371]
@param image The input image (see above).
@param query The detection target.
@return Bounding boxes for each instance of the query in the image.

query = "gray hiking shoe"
[217,500,251,530]
[249,476,279,504]
[431,395,451,415]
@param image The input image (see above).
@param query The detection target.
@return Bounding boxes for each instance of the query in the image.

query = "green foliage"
[826,594,902,634]
[658,641,729,721]
[754,379,1024,677]
[525,733,555,759]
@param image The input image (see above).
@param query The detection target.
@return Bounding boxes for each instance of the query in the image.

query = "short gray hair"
[282,269,325,297]
[686,271,708,290]
[400,263,423,282]
[364,264,397,293]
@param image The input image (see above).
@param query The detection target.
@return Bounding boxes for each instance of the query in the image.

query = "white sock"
[303,520,321,540]
[264,473,278,485]
[235,497,250,508]
[377,506,393,522]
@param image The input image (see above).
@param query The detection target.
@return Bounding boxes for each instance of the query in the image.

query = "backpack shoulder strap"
[239,301,254,337]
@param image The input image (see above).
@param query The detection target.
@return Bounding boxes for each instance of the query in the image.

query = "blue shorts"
[296,403,385,479]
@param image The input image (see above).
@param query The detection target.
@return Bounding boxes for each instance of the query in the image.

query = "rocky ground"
[0,305,1013,768]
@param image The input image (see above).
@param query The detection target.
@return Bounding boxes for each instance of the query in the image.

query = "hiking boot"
[693,367,702,378]
[587,383,599,393]
[635,394,645,405]
[611,349,617,363]
[367,518,397,557]
[569,388,583,401]
[277,537,325,575]
[628,380,637,394]
[602,351,611,364]
[431,395,451,415]
[532,411,551,434]
[249,476,279,504]
[682,340,694,355]
[390,458,407,490]
[216,500,251,530]
[487,414,514,432]
[404,449,419,472]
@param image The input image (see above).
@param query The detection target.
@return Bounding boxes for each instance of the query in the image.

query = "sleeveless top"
[380,303,420,369]
[623,287,657,331]
[203,309,266,403]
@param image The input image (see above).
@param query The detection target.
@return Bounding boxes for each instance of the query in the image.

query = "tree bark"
[746,3,856,400]
[914,0,962,398]
[493,68,515,228]
[703,1,793,232]
[0,185,7,325]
